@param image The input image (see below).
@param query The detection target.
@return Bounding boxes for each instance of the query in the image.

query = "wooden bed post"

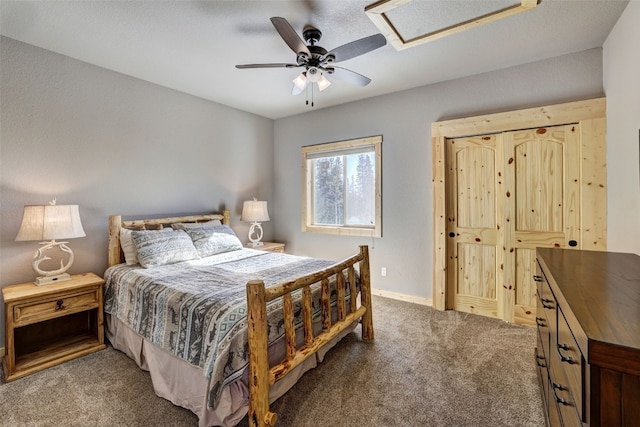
[108,215,123,267]
[359,245,374,341]
[246,280,277,427]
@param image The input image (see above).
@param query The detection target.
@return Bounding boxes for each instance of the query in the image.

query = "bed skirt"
[105,313,357,427]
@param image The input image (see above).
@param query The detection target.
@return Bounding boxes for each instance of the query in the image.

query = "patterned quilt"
[104,249,357,408]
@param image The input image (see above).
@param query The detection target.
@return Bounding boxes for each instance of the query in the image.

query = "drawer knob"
[55,300,65,311]
[557,343,577,364]
[541,298,555,309]
[552,382,572,406]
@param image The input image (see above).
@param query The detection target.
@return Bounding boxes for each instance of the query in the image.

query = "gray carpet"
[1,296,544,426]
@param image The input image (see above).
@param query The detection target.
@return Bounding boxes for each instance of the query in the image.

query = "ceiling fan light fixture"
[317,74,331,92]
[306,67,321,83]
[292,72,308,91]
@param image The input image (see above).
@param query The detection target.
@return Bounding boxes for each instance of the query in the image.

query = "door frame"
[432,97,607,311]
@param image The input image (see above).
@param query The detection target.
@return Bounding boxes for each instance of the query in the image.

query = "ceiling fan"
[236,17,387,97]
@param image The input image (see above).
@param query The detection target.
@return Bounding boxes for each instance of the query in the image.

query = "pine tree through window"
[302,136,382,237]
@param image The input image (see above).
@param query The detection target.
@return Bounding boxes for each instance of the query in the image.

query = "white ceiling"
[0,0,629,119]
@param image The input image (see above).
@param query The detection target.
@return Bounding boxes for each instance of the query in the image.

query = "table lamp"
[15,199,86,285]
[241,198,270,247]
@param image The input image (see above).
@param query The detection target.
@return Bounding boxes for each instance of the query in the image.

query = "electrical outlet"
[381,267,387,277]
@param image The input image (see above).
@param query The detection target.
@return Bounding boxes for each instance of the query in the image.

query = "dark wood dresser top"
[537,248,640,353]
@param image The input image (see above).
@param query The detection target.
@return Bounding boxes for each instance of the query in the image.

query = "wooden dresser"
[535,248,640,427]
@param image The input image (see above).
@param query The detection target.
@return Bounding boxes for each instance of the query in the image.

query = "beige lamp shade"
[241,199,269,247]
[241,200,270,223]
[16,204,86,242]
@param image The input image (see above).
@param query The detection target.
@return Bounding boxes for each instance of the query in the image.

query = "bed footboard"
[246,245,373,427]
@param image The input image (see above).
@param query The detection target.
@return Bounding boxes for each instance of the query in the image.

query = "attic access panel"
[366,0,538,50]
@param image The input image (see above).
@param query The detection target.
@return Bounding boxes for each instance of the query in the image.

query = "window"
[302,136,382,237]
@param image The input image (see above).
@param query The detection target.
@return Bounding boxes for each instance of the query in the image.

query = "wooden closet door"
[446,125,581,324]
[446,134,501,319]
[433,98,607,317]
[502,125,581,325]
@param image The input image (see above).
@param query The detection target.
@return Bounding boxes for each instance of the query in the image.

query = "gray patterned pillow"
[184,226,243,258]
[120,228,176,265]
[132,229,199,268]
[171,219,222,230]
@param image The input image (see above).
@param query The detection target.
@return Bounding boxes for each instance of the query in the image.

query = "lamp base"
[246,241,264,247]
[35,273,72,286]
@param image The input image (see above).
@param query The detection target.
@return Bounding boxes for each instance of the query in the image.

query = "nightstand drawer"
[13,288,100,327]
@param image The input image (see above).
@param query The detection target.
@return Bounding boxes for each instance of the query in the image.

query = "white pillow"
[132,229,200,268]
[121,228,177,265]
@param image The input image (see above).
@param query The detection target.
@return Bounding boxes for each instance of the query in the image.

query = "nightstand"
[2,272,106,381]
[252,242,285,253]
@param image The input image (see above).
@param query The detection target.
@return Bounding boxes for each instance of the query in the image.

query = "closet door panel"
[446,135,500,319]
[503,125,581,325]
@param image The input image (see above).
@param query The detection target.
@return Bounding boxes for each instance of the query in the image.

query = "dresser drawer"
[556,307,584,421]
[536,291,551,346]
[535,266,556,314]
[536,329,549,404]
[13,288,100,327]
[549,357,581,427]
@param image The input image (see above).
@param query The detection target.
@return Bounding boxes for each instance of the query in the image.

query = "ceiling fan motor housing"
[302,26,322,45]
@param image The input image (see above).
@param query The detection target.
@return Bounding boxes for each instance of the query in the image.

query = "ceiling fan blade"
[325,33,386,63]
[270,17,311,57]
[236,63,300,69]
[325,66,372,87]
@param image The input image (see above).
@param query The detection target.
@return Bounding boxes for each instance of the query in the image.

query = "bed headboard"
[107,209,231,267]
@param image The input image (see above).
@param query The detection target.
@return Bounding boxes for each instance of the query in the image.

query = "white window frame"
[301,135,382,237]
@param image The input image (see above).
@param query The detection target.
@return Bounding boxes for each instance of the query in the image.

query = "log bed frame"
[107,210,374,427]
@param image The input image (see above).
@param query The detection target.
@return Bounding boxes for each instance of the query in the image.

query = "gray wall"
[0,37,274,346]
[273,48,605,300]
[603,1,640,254]
[4,21,637,350]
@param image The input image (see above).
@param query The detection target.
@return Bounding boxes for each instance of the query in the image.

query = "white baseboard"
[371,288,432,306]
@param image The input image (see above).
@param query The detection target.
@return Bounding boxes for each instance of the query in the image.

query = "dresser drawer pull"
[533,275,543,282]
[55,300,65,311]
[541,299,555,309]
[535,353,547,367]
[557,343,577,364]
[535,317,546,327]
[552,382,572,406]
